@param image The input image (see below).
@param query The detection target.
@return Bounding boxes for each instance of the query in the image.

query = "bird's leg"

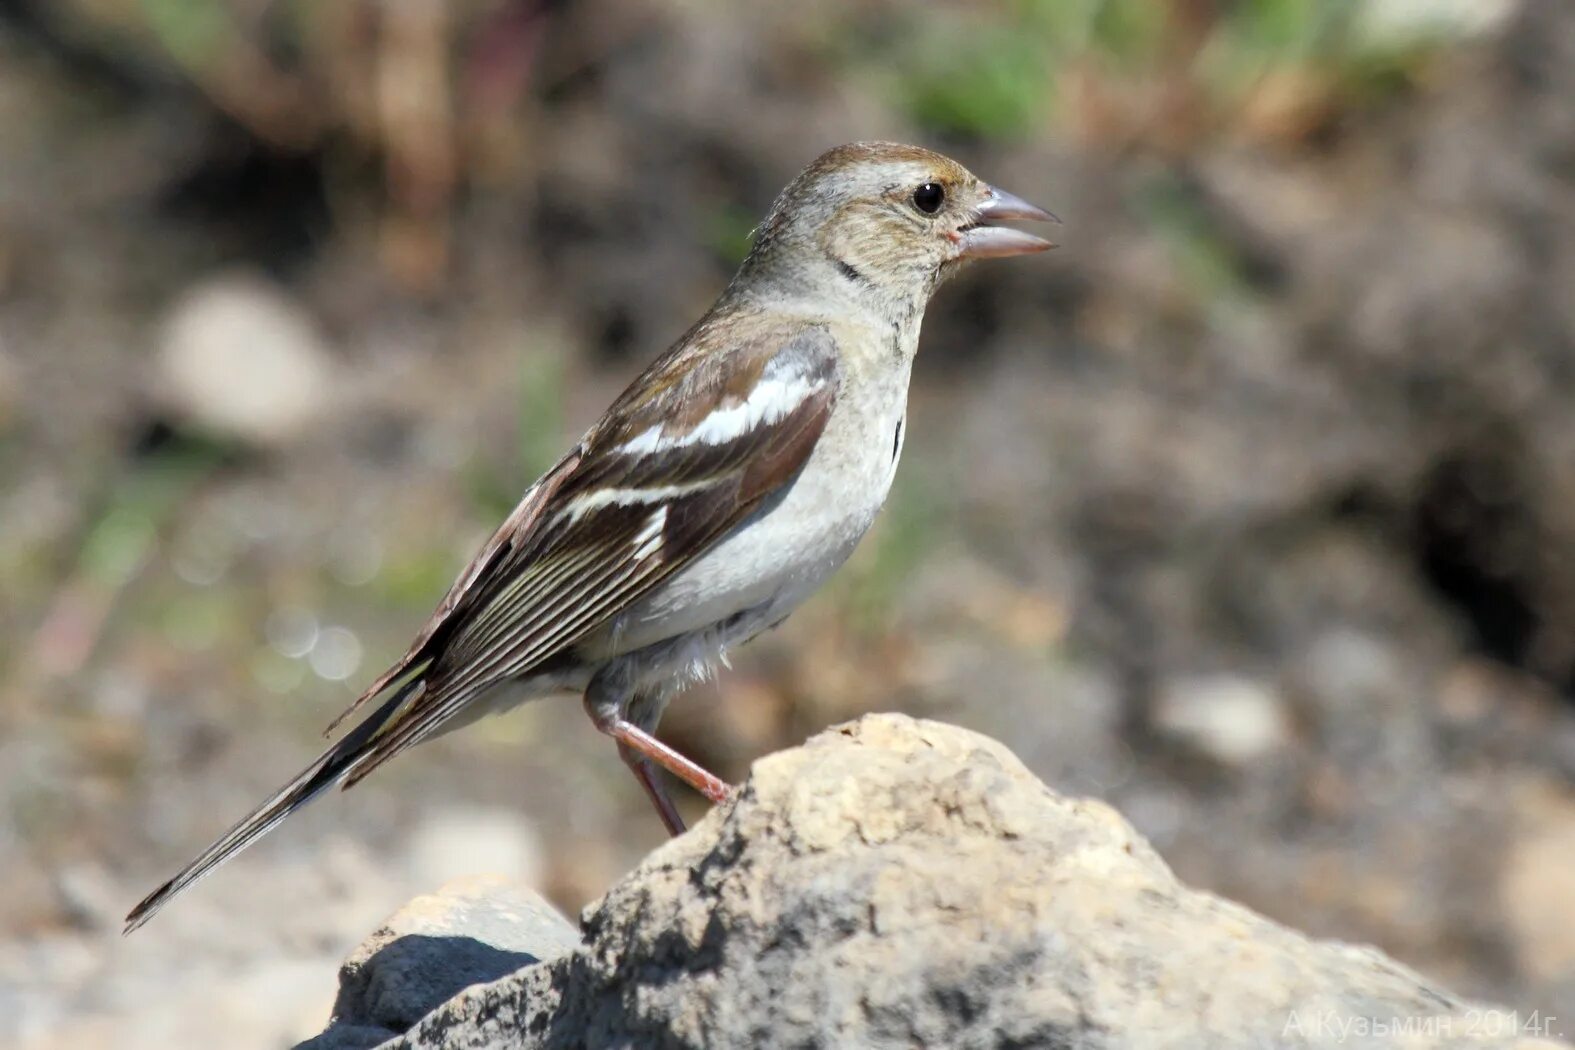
[618,689,690,834]
[583,678,733,826]
[618,743,687,836]
[599,714,733,804]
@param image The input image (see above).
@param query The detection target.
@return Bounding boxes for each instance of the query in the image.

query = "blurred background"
[3,0,1573,1044]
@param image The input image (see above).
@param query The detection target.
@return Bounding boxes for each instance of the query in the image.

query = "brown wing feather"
[340,334,837,783]
[323,450,584,735]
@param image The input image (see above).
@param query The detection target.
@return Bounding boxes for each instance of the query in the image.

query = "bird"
[124,141,1055,933]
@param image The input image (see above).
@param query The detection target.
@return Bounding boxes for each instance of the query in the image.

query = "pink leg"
[583,683,734,832]
[605,718,732,804]
[589,698,733,805]
[619,743,687,836]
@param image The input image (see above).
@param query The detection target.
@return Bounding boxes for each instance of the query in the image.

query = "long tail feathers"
[122,680,419,935]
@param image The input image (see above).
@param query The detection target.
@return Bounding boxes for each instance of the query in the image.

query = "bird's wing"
[335,320,840,782]
[323,449,584,734]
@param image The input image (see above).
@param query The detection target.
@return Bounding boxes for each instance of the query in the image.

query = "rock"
[157,272,334,445]
[1355,0,1522,47]
[299,875,580,1050]
[403,807,545,893]
[293,1024,396,1050]
[300,715,1562,1049]
[1151,672,1293,767]
[1499,783,1575,988]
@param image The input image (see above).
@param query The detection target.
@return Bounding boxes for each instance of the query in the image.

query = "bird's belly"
[586,391,906,659]
[603,475,877,653]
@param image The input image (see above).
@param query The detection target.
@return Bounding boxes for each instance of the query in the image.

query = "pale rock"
[157,272,334,445]
[404,807,545,892]
[299,715,1555,1049]
[1499,784,1575,984]
[1357,0,1522,47]
[1153,672,1293,766]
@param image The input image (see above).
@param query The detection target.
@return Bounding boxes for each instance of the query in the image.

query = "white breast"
[598,345,913,657]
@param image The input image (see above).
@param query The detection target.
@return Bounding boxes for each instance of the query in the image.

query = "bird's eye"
[912,182,945,214]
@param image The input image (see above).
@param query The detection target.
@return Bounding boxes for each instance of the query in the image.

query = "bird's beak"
[957,185,1059,259]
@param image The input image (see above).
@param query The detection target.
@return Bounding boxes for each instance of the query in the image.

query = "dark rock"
[298,876,580,1049]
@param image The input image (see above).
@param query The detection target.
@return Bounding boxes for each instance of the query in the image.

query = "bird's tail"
[122,679,419,934]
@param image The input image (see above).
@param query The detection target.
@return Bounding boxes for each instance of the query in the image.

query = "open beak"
[958,185,1059,259]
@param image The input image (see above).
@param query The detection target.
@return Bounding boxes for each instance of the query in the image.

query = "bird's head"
[739,141,1056,309]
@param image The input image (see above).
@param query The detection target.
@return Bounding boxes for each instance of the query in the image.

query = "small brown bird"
[125,142,1055,932]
